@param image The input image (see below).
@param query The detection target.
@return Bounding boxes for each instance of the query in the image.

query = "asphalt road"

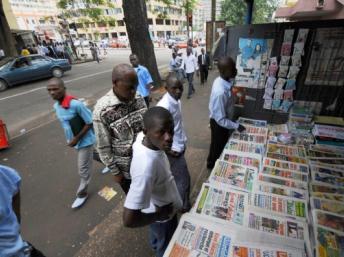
[0,48,172,137]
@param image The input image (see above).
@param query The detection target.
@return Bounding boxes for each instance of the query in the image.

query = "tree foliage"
[220,0,280,25]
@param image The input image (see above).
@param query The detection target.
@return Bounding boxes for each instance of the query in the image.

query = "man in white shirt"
[184,47,198,99]
[123,107,182,257]
[157,74,191,212]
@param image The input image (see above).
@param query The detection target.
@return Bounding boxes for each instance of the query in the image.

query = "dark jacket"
[198,53,210,68]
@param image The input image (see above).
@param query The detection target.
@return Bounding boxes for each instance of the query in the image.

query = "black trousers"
[199,65,208,84]
[144,96,150,108]
[207,119,234,169]
[120,178,131,194]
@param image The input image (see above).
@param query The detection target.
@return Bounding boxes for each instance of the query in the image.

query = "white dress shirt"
[184,54,198,74]
[157,92,187,152]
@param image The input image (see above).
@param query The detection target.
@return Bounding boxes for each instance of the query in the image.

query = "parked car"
[0,55,72,92]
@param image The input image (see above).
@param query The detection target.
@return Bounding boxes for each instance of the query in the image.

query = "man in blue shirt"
[207,56,246,169]
[47,78,96,209]
[129,54,154,107]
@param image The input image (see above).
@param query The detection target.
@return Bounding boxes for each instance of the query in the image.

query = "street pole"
[211,0,216,68]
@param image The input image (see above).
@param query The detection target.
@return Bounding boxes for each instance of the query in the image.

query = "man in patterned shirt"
[93,64,147,193]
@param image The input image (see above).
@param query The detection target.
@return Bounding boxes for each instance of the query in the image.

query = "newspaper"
[266,152,308,164]
[308,149,344,159]
[163,213,235,257]
[310,197,344,215]
[248,192,308,220]
[237,117,267,128]
[263,157,309,174]
[267,144,306,158]
[311,170,344,187]
[309,160,344,171]
[225,140,265,156]
[231,132,267,144]
[258,174,308,191]
[262,166,308,182]
[310,182,344,195]
[193,183,248,226]
[310,144,344,155]
[314,225,344,257]
[311,192,344,202]
[312,210,344,234]
[268,124,289,134]
[243,125,268,136]
[310,158,344,167]
[313,124,344,141]
[255,181,308,200]
[310,164,344,178]
[220,150,261,170]
[209,160,258,192]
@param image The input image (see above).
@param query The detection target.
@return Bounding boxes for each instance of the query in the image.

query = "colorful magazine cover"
[310,197,344,216]
[268,124,289,134]
[311,171,344,187]
[163,214,236,257]
[310,144,344,156]
[309,160,344,172]
[311,183,344,195]
[225,140,265,156]
[258,174,308,190]
[313,210,344,234]
[237,117,267,128]
[209,160,258,192]
[262,166,308,182]
[220,150,261,170]
[315,225,344,257]
[311,158,344,166]
[249,192,308,220]
[193,183,248,226]
[307,149,344,159]
[266,152,308,164]
[255,181,308,200]
[310,164,344,178]
[232,243,305,257]
[263,158,309,173]
[267,144,306,157]
[243,125,268,136]
[231,132,267,144]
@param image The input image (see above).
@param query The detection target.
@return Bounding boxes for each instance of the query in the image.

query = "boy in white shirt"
[123,106,182,257]
[157,74,191,212]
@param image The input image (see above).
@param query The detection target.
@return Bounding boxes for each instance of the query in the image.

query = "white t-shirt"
[124,132,182,218]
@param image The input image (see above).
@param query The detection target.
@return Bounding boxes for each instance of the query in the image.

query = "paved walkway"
[74,69,218,257]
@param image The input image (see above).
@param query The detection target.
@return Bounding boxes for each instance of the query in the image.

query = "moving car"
[0,55,72,92]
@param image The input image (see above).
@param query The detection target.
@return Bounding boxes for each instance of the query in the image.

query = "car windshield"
[0,57,14,70]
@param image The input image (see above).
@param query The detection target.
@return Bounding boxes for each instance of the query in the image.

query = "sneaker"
[101,167,110,174]
[71,195,88,209]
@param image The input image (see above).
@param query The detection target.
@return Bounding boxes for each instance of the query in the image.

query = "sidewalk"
[74,69,219,257]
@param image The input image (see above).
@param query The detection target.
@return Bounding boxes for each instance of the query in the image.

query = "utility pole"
[211,0,216,67]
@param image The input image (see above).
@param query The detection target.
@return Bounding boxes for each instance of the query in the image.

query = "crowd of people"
[1,39,246,257]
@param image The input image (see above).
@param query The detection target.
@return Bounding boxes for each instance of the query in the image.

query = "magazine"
[225,140,265,156]
[237,117,267,128]
[249,192,308,220]
[246,210,308,241]
[313,210,344,234]
[307,149,344,159]
[309,160,344,171]
[310,144,344,155]
[310,183,344,195]
[311,171,344,187]
[313,124,344,141]
[266,152,308,164]
[263,158,309,174]
[255,181,308,200]
[314,225,344,257]
[310,158,344,166]
[163,213,236,257]
[267,144,306,158]
[209,160,258,192]
[268,124,289,134]
[231,132,267,144]
[310,164,344,178]
[311,192,344,202]
[220,150,261,170]
[243,125,268,136]
[262,166,308,182]
[193,183,248,226]
[310,197,344,215]
[258,174,308,190]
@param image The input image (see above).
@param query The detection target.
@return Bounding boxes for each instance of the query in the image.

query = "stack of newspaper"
[163,117,308,257]
[307,144,344,257]
[312,124,344,147]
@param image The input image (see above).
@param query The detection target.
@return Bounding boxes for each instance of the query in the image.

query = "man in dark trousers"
[197,48,210,85]
[207,56,246,170]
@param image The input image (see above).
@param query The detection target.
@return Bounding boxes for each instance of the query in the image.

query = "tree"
[0,0,17,56]
[122,0,161,85]
[220,0,280,25]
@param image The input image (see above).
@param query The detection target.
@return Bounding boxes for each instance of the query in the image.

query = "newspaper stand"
[0,119,9,149]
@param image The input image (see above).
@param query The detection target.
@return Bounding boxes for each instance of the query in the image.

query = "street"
[0,47,214,257]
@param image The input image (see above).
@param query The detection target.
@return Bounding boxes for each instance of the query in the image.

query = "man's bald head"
[47,77,65,88]
[217,56,237,81]
[112,63,136,83]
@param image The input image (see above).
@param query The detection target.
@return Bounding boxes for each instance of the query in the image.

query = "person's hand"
[156,202,173,221]
[113,173,124,183]
[237,124,246,133]
[67,137,79,147]
[166,149,181,157]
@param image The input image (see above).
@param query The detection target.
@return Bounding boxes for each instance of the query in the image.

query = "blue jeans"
[149,215,178,257]
[186,72,194,97]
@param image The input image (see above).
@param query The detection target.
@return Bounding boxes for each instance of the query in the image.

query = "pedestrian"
[47,78,96,209]
[187,39,197,57]
[184,47,198,99]
[93,64,147,194]
[157,74,191,212]
[207,56,246,170]
[169,52,184,82]
[123,106,182,257]
[0,165,46,257]
[37,43,44,56]
[129,53,154,107]
[90,43,99,63]
[197,48,210,85]
[20,46,30,56]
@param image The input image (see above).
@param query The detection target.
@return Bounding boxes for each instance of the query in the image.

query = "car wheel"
[0,79,8,92]
[52,67,63,78]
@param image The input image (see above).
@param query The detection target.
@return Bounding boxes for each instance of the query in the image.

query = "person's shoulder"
[0,165,21,187]
[156,93,169,108]
[93,90,117,116]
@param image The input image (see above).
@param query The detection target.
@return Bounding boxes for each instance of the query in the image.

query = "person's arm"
[12,190,21,224]
[212,93,239,130]
[123,203,173,228]
[144,69,154,90]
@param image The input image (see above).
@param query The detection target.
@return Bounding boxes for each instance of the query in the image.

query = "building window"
[119,32,126,36]
[97,22,107,27]
[175,20,179,25]
[156,19,164,25]
[111,32,118,38]
[117,20,125,26]
[76,23,83,28]
[90,23,96,28]
[165,19,171,25]
[148,18,153,25]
